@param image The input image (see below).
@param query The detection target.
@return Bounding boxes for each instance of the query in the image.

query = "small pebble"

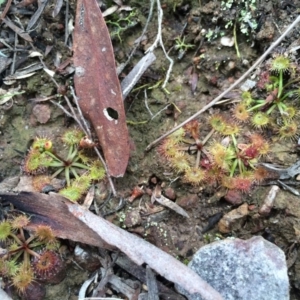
[164,187,176,200]
[32,104,51,124]
[224,189,243,205]
[218,203,249,233]
[220,36,234,47]
[176,194,198,208]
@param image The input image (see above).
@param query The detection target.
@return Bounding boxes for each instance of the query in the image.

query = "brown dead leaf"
[2,17,33,42]
[73,0,130,178]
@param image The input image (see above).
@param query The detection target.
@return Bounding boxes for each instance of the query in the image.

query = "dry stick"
[146,15,300,151]
[64,0,70,45]
[69,86,92,137]
[144,89,153,116]
[121,52,156,99]
[0,0,13,21]
[146,0,174,89]
[36,55,83,129]
[10,32,18,75]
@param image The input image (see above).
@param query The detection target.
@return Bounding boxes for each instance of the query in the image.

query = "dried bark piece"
[73,0,129,177]
[218,203,249,234]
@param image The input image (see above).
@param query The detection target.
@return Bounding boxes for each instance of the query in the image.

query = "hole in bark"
[104,107,119,120]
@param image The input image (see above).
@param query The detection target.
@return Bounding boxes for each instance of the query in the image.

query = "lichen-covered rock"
[176,236,289,300]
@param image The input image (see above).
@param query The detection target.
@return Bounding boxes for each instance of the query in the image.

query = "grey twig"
[10,32,17,75]
[144,89,153,116]
[64,0,69,45]
[69,86,92,137]
[121,52,156,99]
[146,0,174,89]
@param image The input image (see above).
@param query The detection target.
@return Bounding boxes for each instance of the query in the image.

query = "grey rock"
[176,236,289,300]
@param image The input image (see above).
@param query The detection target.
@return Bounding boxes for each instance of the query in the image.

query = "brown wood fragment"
[73,0,130,177]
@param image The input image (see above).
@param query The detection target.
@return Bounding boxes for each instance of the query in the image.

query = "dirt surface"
[1,0,300,299]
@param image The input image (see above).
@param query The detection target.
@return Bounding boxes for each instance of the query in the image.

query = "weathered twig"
[121,52,156,99]
[78,273,97,300]
[113,253,186,300]
[10,32,18,75]
[146,0,174,89]
[146,266,159,300]
[144,89,153,116]
[0,0,13,21]
[145,15,300,151]
[69,86,92,137]
[64,0,70,45]
[0,287,13,300]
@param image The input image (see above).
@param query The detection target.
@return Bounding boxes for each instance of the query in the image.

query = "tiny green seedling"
[174,36,194,59]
